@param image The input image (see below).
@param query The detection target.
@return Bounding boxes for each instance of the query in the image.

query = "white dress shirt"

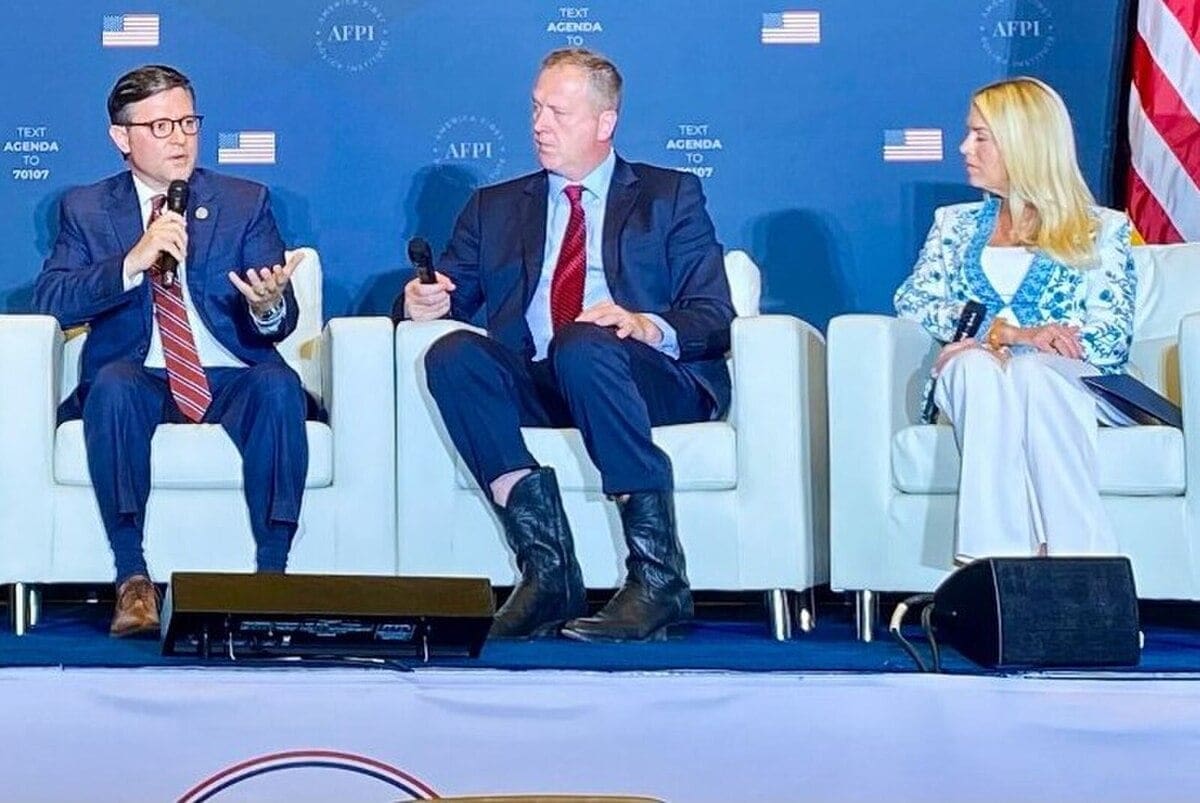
[124,173,283,368]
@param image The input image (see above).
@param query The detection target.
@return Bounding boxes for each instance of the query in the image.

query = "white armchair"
[0,248,397,632]
[829,243,1200,639]
[395,251,828,639]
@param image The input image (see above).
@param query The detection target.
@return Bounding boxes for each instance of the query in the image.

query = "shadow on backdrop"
[355,163,479,317]
[1,188,66,313]
[268,185,335,317]
[746,209,852,332]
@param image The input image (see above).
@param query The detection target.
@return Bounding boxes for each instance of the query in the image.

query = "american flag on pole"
[1127,0,1200,242]
[760,11,820,44]
[101,14,159,47]
[883,128,943,162]
[218,132,276,165]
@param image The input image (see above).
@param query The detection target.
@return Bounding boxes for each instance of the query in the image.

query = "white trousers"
[933,349,1130,560]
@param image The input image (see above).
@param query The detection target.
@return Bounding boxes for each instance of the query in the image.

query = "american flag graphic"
[218,132,276,165]
[883,128,943,162]
[101,14,159,47]
[761,11,820,44]
[1127,0,1200,242]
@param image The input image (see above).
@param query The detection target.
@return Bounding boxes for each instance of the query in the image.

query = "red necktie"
[549,184,586,331]
[148,194,212,423]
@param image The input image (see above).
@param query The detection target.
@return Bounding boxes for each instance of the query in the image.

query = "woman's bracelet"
[985,318,1008,351]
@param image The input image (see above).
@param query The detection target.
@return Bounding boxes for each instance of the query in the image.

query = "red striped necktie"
[549,184,586,331]
[148,194,212,423]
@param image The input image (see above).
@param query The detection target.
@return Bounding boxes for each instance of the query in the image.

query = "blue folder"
[1081,374,1183,429]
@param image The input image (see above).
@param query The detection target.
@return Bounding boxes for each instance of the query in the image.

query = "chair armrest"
[395,319,481,573]
[321,316,397,573]
[827,314,934,590]
[729,314,828,587]
[828,314,934,435]
[1178,312,1200,507]
[0,315,63,578]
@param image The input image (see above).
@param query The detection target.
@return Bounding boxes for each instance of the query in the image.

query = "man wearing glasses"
[34,64,309,637]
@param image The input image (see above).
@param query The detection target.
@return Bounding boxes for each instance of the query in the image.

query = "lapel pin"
[195,206,209,220]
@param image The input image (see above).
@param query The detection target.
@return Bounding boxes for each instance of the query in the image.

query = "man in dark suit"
[402,49,734,642]
[34,65,308,637]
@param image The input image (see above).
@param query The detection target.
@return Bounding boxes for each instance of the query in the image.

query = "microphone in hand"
[156,179,189,288]
[392,236,449,322]
[921,300,987,424]
[408,236,436,284]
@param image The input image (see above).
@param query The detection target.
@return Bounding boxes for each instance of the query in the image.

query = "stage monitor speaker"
[161,572,494,661]
[930,557,1140,669]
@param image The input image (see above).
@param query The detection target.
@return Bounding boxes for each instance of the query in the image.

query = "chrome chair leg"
[794,586,816,633]
[855,589,877,642]
[11,582,28,637]
[27,585,41,629]
[766,588,794,641]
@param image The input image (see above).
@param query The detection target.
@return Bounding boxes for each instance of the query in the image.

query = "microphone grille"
[407,236,432,265]
[166,179,189,212]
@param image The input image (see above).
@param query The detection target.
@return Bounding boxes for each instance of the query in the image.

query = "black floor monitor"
[161,572,494,661]
[932,557,1140,669]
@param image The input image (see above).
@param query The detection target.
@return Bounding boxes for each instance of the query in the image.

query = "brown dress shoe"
[110,575,160,638]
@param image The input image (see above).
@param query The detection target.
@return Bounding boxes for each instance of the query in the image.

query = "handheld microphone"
[407,237,436,284]
[157,179,190,288]
[921,300,987,424]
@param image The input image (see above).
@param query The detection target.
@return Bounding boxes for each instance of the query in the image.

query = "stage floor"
[5,592,1200,676]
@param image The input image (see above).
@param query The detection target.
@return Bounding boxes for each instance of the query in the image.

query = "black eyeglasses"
[125,115,204,139]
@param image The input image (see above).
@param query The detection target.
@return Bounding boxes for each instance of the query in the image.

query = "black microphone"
[921,300,987,424]
[157,179,190,288]
[408,236,436,284]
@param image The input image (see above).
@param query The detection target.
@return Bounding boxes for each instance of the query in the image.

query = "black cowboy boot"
[489,467,587,639]
[561,491,692,642]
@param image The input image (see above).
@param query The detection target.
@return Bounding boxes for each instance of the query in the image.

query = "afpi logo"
[979,0,1055,68]
[315,0,390,73]
[432,115,509,185]
[178,749,438,801]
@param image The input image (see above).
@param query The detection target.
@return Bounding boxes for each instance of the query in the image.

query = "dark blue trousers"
[424,323,714,496]
[80,361,309,584]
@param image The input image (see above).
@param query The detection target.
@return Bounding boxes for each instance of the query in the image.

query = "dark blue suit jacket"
[34,168,297,412]
[438,156,735,414]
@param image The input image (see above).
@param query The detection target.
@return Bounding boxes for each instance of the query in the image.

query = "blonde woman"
[895,77,1137,562]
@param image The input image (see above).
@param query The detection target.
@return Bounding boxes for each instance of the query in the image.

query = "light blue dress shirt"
[527,149,679,361]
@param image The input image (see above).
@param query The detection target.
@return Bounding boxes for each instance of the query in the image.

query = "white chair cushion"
[891,423,1184,496]
[454,421,738,492]
[53,420,334,489]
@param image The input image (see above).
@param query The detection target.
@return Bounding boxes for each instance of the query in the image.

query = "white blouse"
[981,246,1034,324]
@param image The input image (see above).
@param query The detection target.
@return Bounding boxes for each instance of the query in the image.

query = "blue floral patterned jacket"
[894,196,1136,373]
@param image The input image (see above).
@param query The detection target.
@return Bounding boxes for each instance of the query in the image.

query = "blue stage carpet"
[4,597,1200,675]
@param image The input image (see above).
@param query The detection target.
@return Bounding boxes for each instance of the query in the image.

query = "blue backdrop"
[0,0,1129,329]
